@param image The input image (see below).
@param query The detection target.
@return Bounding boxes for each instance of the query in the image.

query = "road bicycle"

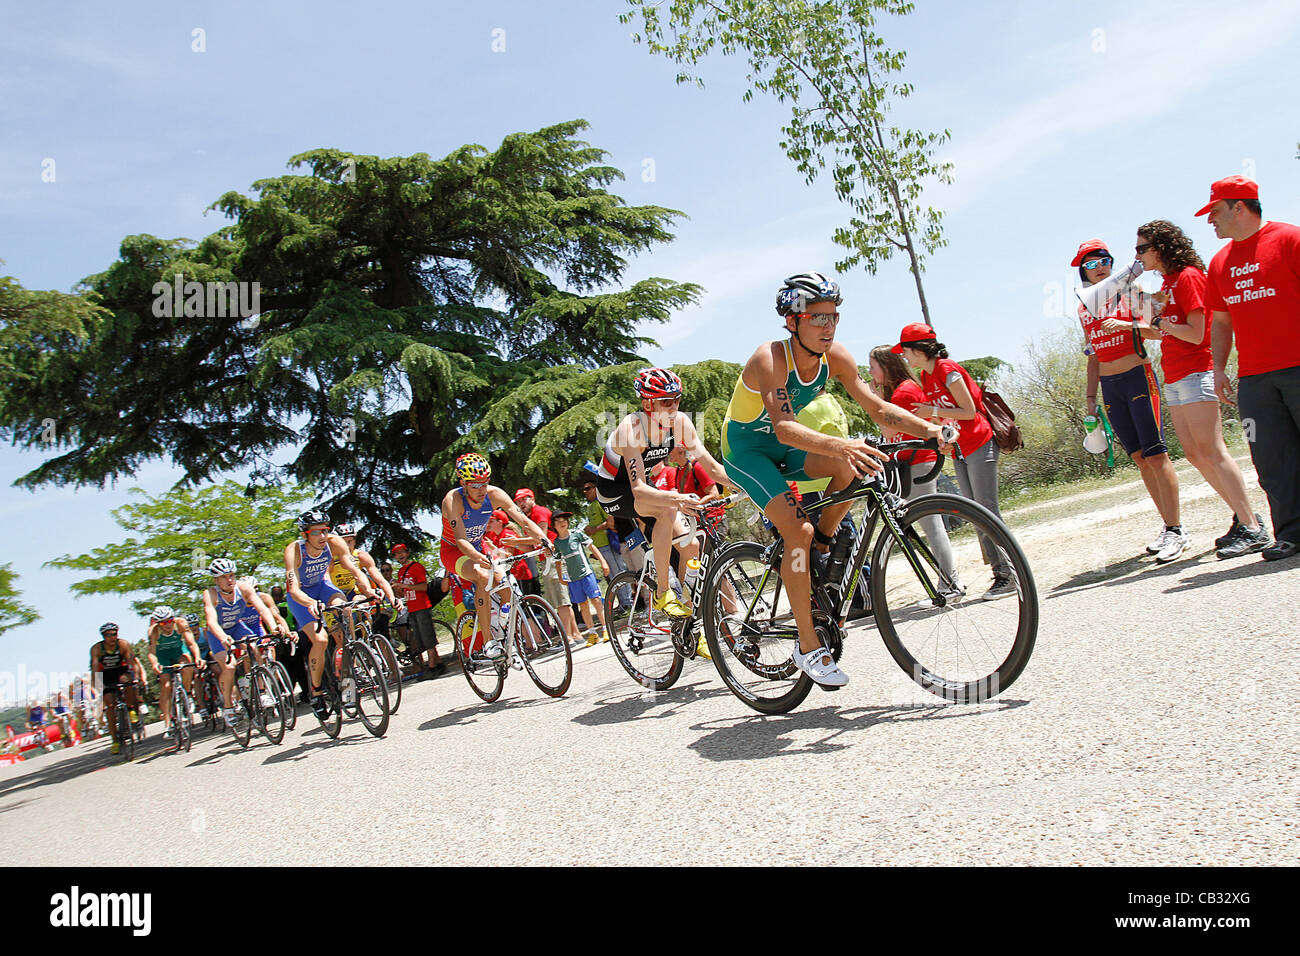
[195,665,222,735]
[160,662,199,754]
[315,598,392,738]
[109,677,143,763]
[604,491,747,692]
[451,547,572,703]
[700,437,1038,715]
[225,635,288,747]
[334,599,404,714]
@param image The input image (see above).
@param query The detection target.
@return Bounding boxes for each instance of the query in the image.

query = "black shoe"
[1216,522,1271,559]
[1262,540,1299,562]
[1216,512,1262,549]
[310,694,329,720]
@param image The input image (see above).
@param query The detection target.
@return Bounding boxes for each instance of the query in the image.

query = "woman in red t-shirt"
[869,346,958,593]
[1135,220,1264,556]
[890,323,1014,600]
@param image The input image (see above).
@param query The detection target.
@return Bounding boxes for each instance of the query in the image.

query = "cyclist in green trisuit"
[720,272,952,688]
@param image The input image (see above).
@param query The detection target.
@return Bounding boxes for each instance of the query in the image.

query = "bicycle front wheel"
[269,660,297,731]
[117,707,134,762]
[173,687,193,754]
[605,570,682,692]
[252,667,286,745]
[515,596,573,698]
[348,643,390,737]
[454,610,505,703]
[702,541,813,715]
[871,493,1038,702]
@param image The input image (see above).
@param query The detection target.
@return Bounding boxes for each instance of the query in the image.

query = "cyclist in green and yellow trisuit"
[721,272,953,688]
[146,605,203,738]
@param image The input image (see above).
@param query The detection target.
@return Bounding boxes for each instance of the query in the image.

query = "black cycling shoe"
[310,693,330,720]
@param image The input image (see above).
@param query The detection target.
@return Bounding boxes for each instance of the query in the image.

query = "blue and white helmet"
[776,272,843,316]
[150,605,175,623]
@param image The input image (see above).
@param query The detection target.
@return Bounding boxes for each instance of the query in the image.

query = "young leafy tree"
[44,480,315,617]
[622,0,952,327]
[2,122,700,547]
[0,564,39,636]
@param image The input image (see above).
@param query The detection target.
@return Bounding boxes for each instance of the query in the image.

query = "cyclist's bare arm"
[677,414,731,488]
[827,344,941,440]
[491,489,553,550]
[282,543,315,609]
[147,626,161,672]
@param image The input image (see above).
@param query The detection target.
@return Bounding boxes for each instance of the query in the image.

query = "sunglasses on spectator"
[1135,243,1152,255]
[1081,256,1113,270]
[794,311,840,326]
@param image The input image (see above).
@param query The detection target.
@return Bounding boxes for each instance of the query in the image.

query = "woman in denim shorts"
[1135,220,1269,558]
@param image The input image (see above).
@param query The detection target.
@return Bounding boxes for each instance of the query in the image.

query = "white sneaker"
[1156,528,1190,564]
[222,708,236,728]
[792,644,849,688]
[485,638,506,661]
[1146,528,1166,555]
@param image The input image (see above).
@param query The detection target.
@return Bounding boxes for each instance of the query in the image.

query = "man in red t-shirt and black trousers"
[512,488,553,597]
[1202,175,1300,561]
[392,543,448,677]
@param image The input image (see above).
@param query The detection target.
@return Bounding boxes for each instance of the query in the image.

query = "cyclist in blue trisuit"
[282,511,377,720]
[720,272,952,689]
[202,558,285,729]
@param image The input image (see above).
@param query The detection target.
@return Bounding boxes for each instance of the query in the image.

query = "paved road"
[3,493,1297,865]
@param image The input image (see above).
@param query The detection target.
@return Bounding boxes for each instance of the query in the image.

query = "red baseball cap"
[390,543,409,554]
[513,488,534,502]
[890,322,938,354]
[1070,239,1110,268]
[489,509,508,523]
[1195,175,1259,216]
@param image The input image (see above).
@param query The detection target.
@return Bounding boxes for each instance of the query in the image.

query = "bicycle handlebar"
[876,432,962,487]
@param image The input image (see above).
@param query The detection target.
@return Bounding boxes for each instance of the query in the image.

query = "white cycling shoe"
[792,644,849,689]
[484,638,506,661]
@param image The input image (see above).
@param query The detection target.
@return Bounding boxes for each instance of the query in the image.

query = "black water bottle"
[824,531,852,587]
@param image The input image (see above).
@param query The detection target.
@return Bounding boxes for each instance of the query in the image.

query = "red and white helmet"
[634,367,683,400]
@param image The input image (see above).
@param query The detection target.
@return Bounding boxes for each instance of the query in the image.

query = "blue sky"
[2,0,1298,697]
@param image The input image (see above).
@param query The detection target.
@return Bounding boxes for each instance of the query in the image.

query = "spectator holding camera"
[1133,219,1268,559]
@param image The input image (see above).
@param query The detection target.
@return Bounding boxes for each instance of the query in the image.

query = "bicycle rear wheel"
[515,596,573,698]
[702,541,814,715]
[871,493,1038,702]
[454,610,505,703]
[605,570,682,692]
[348,643,390,737]
[368,634,403,714]
[252,666,286,745]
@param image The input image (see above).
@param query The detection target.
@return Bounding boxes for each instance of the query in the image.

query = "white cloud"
[935,0,1300,208]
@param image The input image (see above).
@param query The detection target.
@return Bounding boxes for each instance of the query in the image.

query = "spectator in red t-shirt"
[1134,219,1268,559]
[511,488,552,597]
[1200,175,1300,560]
[666,444,719,500]
[1074,240,1186,562]
[869,346,957,591]
[392,543,446,678]
[892,323,1015,600]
